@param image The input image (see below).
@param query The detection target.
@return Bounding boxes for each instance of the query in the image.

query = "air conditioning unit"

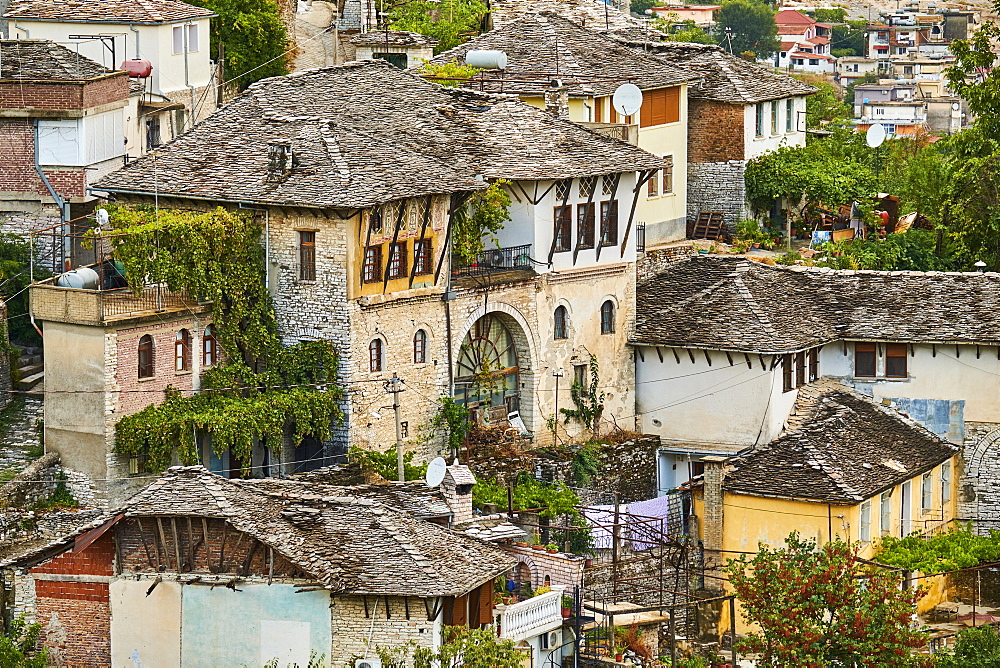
[355,659,382,668]
[541,629,561,649]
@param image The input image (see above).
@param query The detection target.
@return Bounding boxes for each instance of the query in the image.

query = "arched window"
[413,329,427,364]
[203,324,218,367]
[553,305,568,340]
[175,329,191,372]
[138,335,154,378]
[369,339,383,372]
[600,300,615,334]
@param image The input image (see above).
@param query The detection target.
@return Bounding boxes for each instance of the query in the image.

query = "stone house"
[2,466,514,667]
[607,39,815,232]
[91,60,664,475]
[425,12,698,247]
[0,40,130,266]
[350,30,437,69]
[632,255,1000,519]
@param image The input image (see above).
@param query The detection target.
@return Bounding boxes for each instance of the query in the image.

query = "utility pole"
[552,368,564,445]
[389,373,405,482]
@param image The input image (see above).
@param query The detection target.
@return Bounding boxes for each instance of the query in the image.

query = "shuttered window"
[639,87,680,128]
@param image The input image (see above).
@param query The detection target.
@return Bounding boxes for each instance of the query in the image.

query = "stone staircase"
[14,346,43,396]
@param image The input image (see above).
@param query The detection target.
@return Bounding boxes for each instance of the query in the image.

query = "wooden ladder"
[689,211,725,240]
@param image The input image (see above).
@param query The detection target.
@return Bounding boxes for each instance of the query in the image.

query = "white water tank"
[56,266,100,290]
[466,49,508,70]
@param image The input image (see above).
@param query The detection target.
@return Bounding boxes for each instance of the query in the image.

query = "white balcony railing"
[496,589,564,641]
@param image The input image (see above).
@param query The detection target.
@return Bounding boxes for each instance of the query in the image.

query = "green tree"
[725,533,934,667]
[0,232,47,345]
[802,77,851,127]
[652,18,717,44]
[186,0,290,90]
[830,21,867,57]
[715,0,779,61]
[810,7,846,22]
[0,615,47,668]
[452,181,512,264]
[389,0,487,53]
[418,61,481,86]
[877,527,1000,574]
[937,625,1000,667]
[630,0,658,16]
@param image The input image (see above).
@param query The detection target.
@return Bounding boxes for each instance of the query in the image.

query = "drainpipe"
[33,120,70,272]
[183,23,195,129]
[13,21,28,37]
[129,24,140,59]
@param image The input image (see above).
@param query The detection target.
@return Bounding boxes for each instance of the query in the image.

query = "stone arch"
[513,555,537,587]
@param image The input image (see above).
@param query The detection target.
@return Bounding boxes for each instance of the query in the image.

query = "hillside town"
[0,0,998,663]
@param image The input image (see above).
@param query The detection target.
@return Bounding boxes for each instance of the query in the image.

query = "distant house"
[487,0,637,31]
[835,56,880,87]
[853,82,927,137]
[648,4,720,27]
[771,9,835,73]
[350,30,438,69]
[2,466,514,667]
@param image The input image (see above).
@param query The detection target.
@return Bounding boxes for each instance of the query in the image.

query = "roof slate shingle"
[489,0,639,31]
[635,256,1000,353]
[3,0,213,23]
[1,39,115,81]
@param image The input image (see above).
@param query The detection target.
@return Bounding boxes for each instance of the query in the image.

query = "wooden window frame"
[755,103,765,137]
[880,491,892,534]
[369,339,383,372]
[885,342,908,378]
[175,329,191,372]
[647,169,659,197]
[771,100,779,135]
[854,342,876,378]
[795,351,806,387]
[808,347,819,381]
[298,230,316,281]
[362,245,383,283]
[387,241,408,279]
[941,462,951,503]
[662,156,673,194]
[413,329,427,364]
[138,335,154,379]
[577,203,595,249]
[600,301,615,334]
[413,239,433,275]
[921,472,932,512]
[786,98,794,132]
[554,305,568,340]
[782,354,793,392]
[860,499,871,542]
[203,324,218,367]
[553,205,572,252]
[600,200,618,247]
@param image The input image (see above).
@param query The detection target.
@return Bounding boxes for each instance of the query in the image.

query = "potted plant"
[561,594,573,618]
[614,646,626,662]
[545,543,559,554]
[513,541,528,548]
[531,543,545,551]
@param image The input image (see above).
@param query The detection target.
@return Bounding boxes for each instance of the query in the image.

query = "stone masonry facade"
[687,161,748,233]
[960,420,1000,527]
[686,99,749,232]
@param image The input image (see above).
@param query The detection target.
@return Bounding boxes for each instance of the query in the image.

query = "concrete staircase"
[14,346,43,395]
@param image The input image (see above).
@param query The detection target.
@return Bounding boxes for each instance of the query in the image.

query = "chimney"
[701,455,727,590]
[544,79,570,120]
[266,141,292,182]
[442,463,476,525]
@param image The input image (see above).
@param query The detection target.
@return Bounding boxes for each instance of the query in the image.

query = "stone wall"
[330,594,438,666]
[0,452,59,508]
[637,242,696,283]
[503,543,585,591]
[960,421,1000,525]
[686,161,747,233]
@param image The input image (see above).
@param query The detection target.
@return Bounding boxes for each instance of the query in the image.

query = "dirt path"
[293,0,340,71]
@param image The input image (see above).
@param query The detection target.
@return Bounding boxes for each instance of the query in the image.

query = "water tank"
[465,49,508,70]
[120,59,153,78]
[56,267,100,290]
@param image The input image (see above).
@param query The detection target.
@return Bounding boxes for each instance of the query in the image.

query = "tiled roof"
[0,39,115,81]
[249,478,455,519]
[723,381,957,503]
[94,60,666,207]
[9,467,513,597]
[635,256,1000,353]
[489,0,639,31]
[775,9,816,25]
[608,38,816,104]
[3,0,213,23]
[425,12,696,97]
[350,30,438,46]
[455,514,530,542]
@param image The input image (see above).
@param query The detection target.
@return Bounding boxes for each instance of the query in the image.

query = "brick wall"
[688,100,745,164]
[0,75,128,112]
[30,532,114,666]
[0,118,87,199]
[502,544,585,590]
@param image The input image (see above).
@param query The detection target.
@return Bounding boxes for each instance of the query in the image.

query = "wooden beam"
[703,350,712,366]
[156,518,171,570]
[744,353,752,369]
[725,351,733,366]
[186,517,195,572]
[202,518,211,569]
[671,348,680,364]
[217,522,228,572]
[135,518,156,569]
[656,347,663,363]
[687,348,695,364]
[170,518,183,573]
[619,169,656,258]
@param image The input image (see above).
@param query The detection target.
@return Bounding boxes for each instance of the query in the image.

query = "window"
[413,239,433,275]
[796,351,806,386]
[921,472,932,512]
[755,103,765,137]
[600,301,615,334]
[172,25,184,54]
[553,206,571,252]
[600,200,618,246]
[577,203,595,249]
[809,59,819,66]
[413,329,427,364]
[388,241,407,279]
[941,462,951,503]
[298,231,316,281]
[771,101,779,134]
[808,348,818,381]
[554,305,568,340]
[203,324,218,367]
[662,156,673,194]
[138,335,154,378]
[882,124,896,135]
[579,176,597,199]
[786,99,794,132]
[594,96,604,122]
[369,339,383,372]
[602,173,619,196]
[860,500,871,542]
[647,170,659,197]
[573,363,588,389]
[175,329,191,372]
[886,343,907,378]
[369,207,384,235]
[145,118,161,149]
[362,245,383,283]
[854,342,876,377]
[186,23,199,52]
[639,87,681,128]
[782,354,793,392]
[37,119,81,166]
[880,491,892,534]
[373,52,407,68]
[554,179,571,202]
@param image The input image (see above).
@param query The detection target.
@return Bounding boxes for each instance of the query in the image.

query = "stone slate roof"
[427,13,696,97]
[489,0,639,31]
[9,467,513,597]
[608,37,817,104]
[350,30,438,46]
[723,381,957,503]
[3,0,213,23]
[634,256,1000,353]
[94,60,666,207]
[249,477,454,519]
[455,514,530,542]
[0,40,115,81]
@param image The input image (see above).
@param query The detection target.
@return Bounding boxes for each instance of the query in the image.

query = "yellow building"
[691,381,960,628]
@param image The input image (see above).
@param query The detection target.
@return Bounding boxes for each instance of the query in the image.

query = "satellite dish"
[612,83,643,117]
[425,457,447,487]
[952,102,961,111]
[95,209,109,226]
[866,123,886,148]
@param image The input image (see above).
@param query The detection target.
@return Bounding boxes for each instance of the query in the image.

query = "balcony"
[31,280,202,327]
[579,122,639,146]
[452,244,535,279]
[496,589,564,642]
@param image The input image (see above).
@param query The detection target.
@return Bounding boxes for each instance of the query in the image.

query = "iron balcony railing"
[453,244,533,277]
[636,223,646,253]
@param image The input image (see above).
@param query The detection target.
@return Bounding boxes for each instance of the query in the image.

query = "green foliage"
[32,472,77,511]
[726,533,934,667]
[734,218,770,245]
[472,471,579,518]
[0,232,48,345]
[418,61,481,87]
[186,0,290,90]
[716,0,779,61]
[107,206,342,473]
[830,21,867,58]
[801,77,851,128]
[630,0,658,15]
[348,446,428,482]
[389,0,487,53]
[570,442,602,487]
[816,230,958,272]
[936,625,1000,668]
[0,615,46,668]
[656,19,717,44]
[430,396,470,454]
[876,526,1000,574]
[560,357,605,431]
[810,7,845,22]
[845,70,879,105]
[452,181,512,264]
[263,650,325,668]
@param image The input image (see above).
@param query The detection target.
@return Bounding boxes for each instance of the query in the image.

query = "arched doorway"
[455,314,522,421]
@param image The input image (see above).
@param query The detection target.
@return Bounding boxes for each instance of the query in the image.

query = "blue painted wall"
[887,397,964,444]
[181,584,330,667]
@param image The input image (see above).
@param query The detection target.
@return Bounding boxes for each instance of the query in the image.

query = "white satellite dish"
[425,457,447,487]
[866,123,886,148]
[95,209,109,226]
[612,83,643,117]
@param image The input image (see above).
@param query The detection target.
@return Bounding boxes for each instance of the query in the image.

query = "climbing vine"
[452,181,512,264]
[106,205,342,473]
[876,526,1000,574]
[560,357,606,431]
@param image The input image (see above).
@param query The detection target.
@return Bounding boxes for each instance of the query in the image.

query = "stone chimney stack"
[442,463,476,525]
[544,80,570,120]
[701,455,727,590]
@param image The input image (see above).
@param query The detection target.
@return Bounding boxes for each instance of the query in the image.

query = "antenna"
[425,457,447,487]
[866,123,886,147]
[612,83,643,116]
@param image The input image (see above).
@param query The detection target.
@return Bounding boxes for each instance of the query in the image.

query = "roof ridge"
[732,273,780,339]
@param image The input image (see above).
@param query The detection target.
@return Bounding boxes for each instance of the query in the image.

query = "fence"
[452,244,533,277]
